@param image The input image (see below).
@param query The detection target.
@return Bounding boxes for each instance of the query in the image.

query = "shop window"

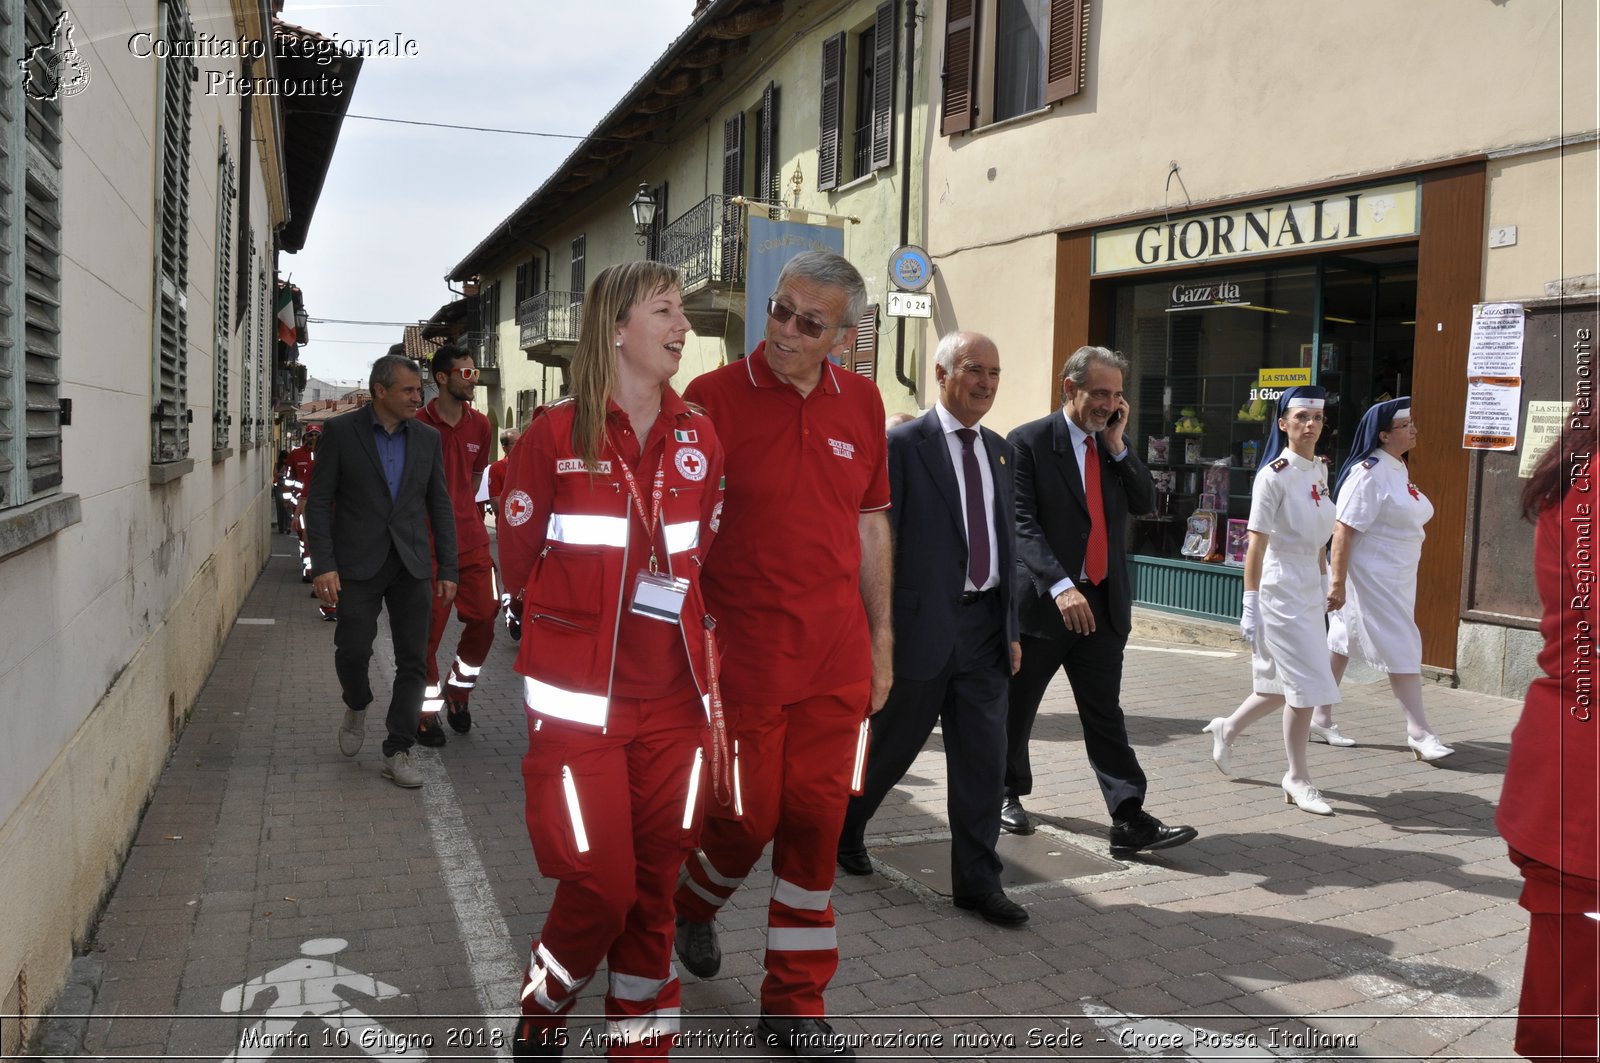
[941,0,1087,134]
[1113,259,1417,564]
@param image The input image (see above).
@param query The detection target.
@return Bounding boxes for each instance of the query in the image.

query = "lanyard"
[605,429,667,573]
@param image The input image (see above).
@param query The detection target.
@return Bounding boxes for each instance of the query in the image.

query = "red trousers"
[426,543,498,702]
[521,690,707,1059]
[1512,848,1600,1061]
[674,679,870,1016]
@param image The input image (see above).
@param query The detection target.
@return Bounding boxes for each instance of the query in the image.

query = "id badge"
[630,570,689,624]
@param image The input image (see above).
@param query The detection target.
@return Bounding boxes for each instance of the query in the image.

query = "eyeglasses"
[767,298,838,340]
[452,367,480,381]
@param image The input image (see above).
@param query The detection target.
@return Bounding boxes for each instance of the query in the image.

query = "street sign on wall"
[886,290,932,318]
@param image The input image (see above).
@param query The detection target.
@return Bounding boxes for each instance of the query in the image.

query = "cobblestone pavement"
[32,537,1528,1061]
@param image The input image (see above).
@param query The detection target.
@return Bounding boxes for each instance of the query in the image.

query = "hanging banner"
[744,215,845,357]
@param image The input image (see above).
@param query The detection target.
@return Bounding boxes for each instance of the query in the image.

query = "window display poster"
[1518,400,1570,477]
[1462,377,1522,450]
[1224,519,1249,567]
[1466,302,1526,377]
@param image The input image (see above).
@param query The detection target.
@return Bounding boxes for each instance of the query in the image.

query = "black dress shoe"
[1109,810,1198,858]
[1000,795,1034,835]
[757,1015,856,1061]
[836,846,872,876]
[954,891,1029,927]
[415,714,447,748]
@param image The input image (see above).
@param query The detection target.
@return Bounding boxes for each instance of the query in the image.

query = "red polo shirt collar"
[745,342,842,396]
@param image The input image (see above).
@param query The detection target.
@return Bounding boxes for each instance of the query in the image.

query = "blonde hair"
[570,260,683,471]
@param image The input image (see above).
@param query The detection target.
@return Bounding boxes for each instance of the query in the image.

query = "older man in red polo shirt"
[673,251,892,1061]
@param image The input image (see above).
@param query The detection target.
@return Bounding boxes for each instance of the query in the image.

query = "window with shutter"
[240,229,256,448]
[994,0,1047,122]
[255,263,269,441]
[1043,0,1086,103]
[850,305,880,379]
[233,93,252,329]
[870,1,896,171]
[817,33,844,191]
[756,83,779,205]
[0,1,67,507]
[940,0,977,135]
[720,114,744,278]
[151,0,195,465]
[213,130,235,453]
[569,238,585,297]
[515,262,528,307]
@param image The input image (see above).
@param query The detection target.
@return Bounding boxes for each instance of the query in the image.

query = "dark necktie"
[956,428,989,590]
[1083,435,1107,584]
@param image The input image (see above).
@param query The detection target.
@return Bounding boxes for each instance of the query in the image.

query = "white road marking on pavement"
[415,750,522,1059]
[1128,643,1238,658]
[235,618,276,625]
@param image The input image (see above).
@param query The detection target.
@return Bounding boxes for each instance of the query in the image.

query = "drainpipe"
[894,0,919,395]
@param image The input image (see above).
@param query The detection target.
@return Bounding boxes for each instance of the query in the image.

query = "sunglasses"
[767,298,839,340]
[451,366,480,381]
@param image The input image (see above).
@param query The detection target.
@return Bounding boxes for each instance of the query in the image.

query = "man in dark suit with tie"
[305,354,458,789]
[1004,345,1197,858]
[836,331,1027,927]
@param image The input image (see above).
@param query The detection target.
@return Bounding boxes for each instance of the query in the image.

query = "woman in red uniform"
[499,261,727,1059]
[1498,396,1599,1061]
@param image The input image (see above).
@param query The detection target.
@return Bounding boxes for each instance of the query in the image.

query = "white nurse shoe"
[1407,734,1456,761]
[1308,722,1357,747]
[1282,773,1333,815]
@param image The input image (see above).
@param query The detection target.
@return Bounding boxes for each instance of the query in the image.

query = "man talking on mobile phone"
[1002,346,1197,859]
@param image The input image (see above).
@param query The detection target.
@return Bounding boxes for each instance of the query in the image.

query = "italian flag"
[276,284,297,345]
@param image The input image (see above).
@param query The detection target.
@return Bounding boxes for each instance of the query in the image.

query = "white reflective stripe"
[733,740,744,817]
[663,520,700,553]
[605,1010,681,1044]
[681,749,703,831]
[536,943,576,989]
[453,659,483,677]
[682,877,723,908]
[547,512,629,546]
[422,682,444,714]
[771,877,833,912]
[523,676,608,726]
[767,926,837,952]
[444,675,475,691]
[490,568,500,599]
[694,849,743,890]
[561,766,590,853]
[609,970,670,1002]
[850,720,869,792]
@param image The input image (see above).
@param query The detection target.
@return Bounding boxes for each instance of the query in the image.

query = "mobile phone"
[1108,407,1123,426]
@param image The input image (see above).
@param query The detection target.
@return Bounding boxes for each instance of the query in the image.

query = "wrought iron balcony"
[463,330,499,371]
[518,291,583,359]
[658,194,747,295]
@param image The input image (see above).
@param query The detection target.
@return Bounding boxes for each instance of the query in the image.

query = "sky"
[278,1,693,382]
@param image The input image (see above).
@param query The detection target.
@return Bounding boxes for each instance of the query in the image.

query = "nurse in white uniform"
[1202,386,1341,815]
[1312,398,1453,761]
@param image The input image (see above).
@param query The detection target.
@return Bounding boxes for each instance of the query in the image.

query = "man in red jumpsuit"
[414,345,496,745]
[673,251,893,1061]
[285,426,320,580]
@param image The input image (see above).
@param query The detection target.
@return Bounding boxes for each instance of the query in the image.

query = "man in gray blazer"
[837,331,1027,927]
[306,354,458,788]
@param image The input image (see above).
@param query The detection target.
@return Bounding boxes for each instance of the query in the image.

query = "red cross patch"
[674,447,708,482]
[504,489,535,527]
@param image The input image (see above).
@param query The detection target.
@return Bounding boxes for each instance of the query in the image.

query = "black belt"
[959,588,997,605]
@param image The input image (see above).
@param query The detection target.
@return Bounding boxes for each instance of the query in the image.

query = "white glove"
[1240,590,1260,646]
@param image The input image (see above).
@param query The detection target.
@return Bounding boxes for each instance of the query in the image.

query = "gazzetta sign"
[1092,181,1419,275]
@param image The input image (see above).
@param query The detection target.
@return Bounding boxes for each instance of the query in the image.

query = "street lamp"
[629,183,657,245]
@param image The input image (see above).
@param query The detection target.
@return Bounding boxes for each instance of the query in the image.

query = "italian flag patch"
[675,429,698,444]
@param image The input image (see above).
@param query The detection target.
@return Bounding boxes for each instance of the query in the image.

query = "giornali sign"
[1093,181,1419,276]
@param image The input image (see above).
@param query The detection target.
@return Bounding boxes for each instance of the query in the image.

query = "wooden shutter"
[239,238,253,448]
[850,305,879,379]
[870,2,896,170]
[569,238,585,296]
[756,82,779,204]
[721,114,744,280]
[515,262,528,307]
[817,33,844,191]
[233,90,252,327]
[213,130,235,452]
[152,0,195,464]
[1043,0,1086,104]
[940,0,978,135]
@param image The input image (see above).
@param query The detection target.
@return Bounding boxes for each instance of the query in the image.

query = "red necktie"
[1083,435,1107,585]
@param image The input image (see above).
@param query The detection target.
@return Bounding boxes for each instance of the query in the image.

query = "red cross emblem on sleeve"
[504,490,534,526]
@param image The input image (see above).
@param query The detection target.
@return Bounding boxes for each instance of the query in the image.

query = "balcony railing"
[659,194,747,293]
[463,330,499,371]
[518,291,583,352]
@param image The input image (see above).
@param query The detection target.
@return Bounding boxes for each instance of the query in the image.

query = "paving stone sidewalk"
[31,537,1529,1061]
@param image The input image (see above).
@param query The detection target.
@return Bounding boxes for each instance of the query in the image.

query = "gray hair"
[934,330,996,374]
[369,353,421,393]
[774,250,868,330]
[1060,345,1129,387]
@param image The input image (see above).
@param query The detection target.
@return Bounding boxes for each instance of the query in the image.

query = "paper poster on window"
[1518,400,1571,477]
[1462,377,1522,451]
[1466,302,1526,377]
